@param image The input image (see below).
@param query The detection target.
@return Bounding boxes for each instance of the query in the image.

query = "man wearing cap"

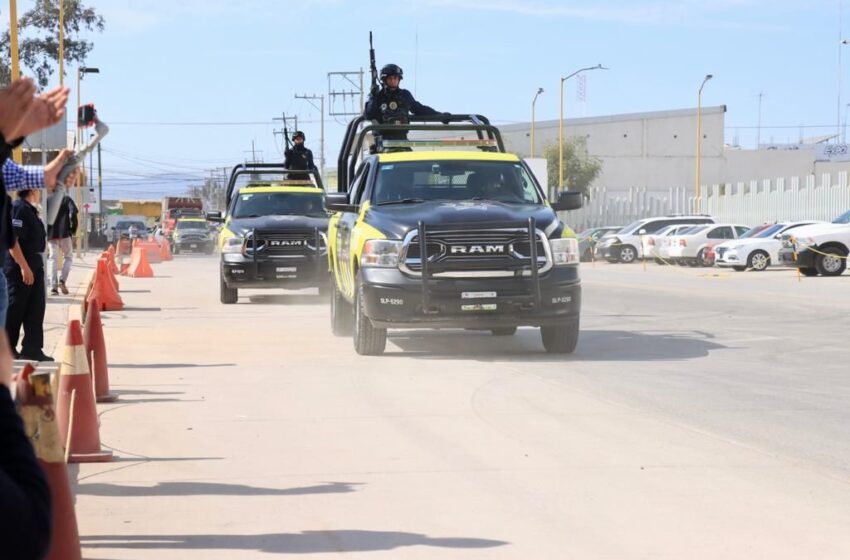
[364,63,447,140]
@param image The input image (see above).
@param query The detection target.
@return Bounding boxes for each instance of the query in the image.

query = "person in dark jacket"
[364,63,445,140]
[5,189,51,362]
[283,131,317,175]
[0,75,68,560]
[47,194,77,296]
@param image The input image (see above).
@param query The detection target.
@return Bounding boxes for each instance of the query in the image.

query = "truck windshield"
[232,192,326,218]
[373,161,542,205]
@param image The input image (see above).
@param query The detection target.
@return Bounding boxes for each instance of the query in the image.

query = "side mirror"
[550,190,583,211]
[207,211,223,223]
[325,192,358,213]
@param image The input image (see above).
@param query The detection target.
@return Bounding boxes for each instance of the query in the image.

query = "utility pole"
[756,91,765,148]
[295,93,325,176]
[328,70,365,117]
[273,113,299,158]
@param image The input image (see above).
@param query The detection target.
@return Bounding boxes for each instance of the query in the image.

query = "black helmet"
[292,131,305,141]
[380,64,403,82]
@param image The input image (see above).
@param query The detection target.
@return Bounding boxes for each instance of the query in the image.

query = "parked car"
[644,224,702,265]
[715,221,820,271]
[110,219,147,244]
[667,223,751,266]
[578,226,621,261]
[596,215,717,263]
[778,210,850,276]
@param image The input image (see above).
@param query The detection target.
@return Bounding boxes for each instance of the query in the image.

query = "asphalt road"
[75,256,850,559]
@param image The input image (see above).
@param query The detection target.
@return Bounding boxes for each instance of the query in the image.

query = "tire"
[696,248,711,267]
[747,250,770,272]
[540,317,580,354]
[220,275,237,304]
[490,327,517,336]
[618,245,637,264]
[814,246,848,277]
[353,273,386,355]
[799,267,819,277]
[732,265,747,272]
[686,258,699,267]
[330,280,353,336]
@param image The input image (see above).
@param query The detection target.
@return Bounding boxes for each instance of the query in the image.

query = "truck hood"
[364,200,560,240]
[226,214,329,237]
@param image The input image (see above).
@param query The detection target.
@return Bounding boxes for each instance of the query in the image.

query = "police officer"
[5,189,51,362]
[364,64,446,139]
[283,131,317,177]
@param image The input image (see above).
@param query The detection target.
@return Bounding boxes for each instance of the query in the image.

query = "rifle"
[282,112,292,151]
[369,31,379,97]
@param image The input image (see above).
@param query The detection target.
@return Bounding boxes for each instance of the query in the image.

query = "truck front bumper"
[221,254,328,289]
[359,266,581,329]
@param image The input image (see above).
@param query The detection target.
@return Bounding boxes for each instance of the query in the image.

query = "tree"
[0,0,105,88]
[542,136,603,200]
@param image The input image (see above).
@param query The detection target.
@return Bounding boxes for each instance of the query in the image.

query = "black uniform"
[0,136,52,560]
[5,197,47,356]
[364,86,440,139]
[283,144,317,172]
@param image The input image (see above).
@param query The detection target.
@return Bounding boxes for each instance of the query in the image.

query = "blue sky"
[9,0,850,198]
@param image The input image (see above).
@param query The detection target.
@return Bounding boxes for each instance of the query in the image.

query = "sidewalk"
[43,252,99,360]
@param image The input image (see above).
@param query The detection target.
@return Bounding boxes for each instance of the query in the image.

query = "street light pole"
[531,87,543,158]
[696,74,713,213]
[559,64,607,188]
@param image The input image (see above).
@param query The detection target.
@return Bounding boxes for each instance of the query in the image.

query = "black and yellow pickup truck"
[326,115,583,355]
[210,164,329,304]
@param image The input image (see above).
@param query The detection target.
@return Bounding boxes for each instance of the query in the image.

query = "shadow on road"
[388,328,726,362]
[81,530,507,553]
[77,481,363,498]
[246,294,326,305]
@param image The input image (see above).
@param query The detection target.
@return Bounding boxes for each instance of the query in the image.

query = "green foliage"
[1,0,105,88]
[542,137,602,199]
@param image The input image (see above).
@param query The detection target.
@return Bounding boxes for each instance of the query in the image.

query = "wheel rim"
[621,247,635,262]
[823,254,843,273]
[751,253,768,270]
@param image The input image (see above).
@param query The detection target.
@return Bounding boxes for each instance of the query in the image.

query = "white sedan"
[667,223,751,266]
[714,221,821,271]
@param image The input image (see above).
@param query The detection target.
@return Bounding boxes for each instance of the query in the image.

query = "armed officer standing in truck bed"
[364,64,443,139]
[283,131,317,175]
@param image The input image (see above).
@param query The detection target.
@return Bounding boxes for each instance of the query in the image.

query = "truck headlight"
[222,236,244,254]
[361,239,402,268]
[549,238,580,266]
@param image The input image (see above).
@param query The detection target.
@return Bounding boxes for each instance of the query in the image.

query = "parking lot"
[68,256,850,559]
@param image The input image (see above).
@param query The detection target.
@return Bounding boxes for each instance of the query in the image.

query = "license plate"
[190,244,197,248]
[462,303,497,312]
[461,291,496,299]
[276,267,296,272]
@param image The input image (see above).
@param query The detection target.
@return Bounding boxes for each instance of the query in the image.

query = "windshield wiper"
[376,198,427,206]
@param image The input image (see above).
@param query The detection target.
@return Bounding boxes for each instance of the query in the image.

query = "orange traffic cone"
[99,256,120,293]
[56,320,113,463]
[141,240,163,264]
[160,238,173,261]
[126,246,155,278]
[87,259,123,311]
[17,365,83,560]
[101,250,120,276]
[84,300,117,403]
[116,237,130,257]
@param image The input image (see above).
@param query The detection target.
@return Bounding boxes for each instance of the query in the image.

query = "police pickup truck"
[778,209,850,276]
[326,114,583,355]
[210,164,329,304]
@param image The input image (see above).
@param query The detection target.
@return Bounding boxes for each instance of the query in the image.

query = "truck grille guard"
[242,227,326,278]
[404,219,548,314]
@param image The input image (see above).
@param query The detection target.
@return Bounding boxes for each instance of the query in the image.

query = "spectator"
[1,75,69,560]
[47,193,77,296]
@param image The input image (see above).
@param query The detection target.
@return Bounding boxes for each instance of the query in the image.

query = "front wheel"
[747,250,770,271]
[815,247,847,276]
[696,248,711,267]
[799,267,819,277]
[353,274,386,355]
[330,280,353,336]
[220,275,238,304]
[540,318,580,354]
[618,245,637,264]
